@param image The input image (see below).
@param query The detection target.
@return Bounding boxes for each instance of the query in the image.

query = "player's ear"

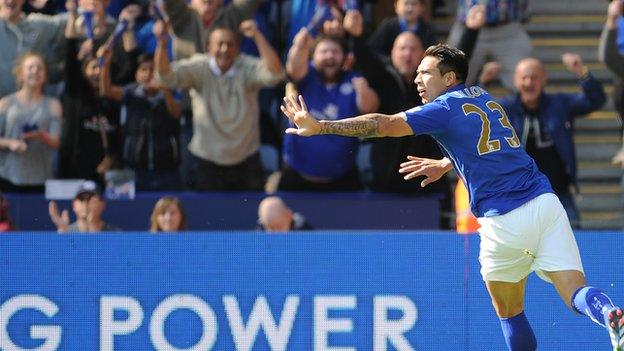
[443,71,456,87]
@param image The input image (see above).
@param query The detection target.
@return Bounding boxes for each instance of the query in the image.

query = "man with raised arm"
[280,43,624,351]
[154,20,284,191]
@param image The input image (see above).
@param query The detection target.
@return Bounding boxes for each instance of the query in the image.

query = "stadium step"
[486,84,615,99]
[580,211,621,229]
[530,0,609,16]
[578,162,621,181]
[578,191,622,211]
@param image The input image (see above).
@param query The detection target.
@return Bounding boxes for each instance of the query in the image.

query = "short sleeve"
[400,100,451,136]
[46,97,62,136]
[49,114,61,136]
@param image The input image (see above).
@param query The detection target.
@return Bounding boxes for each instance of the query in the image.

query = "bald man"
[257,196,313,232]
[342,12,450,228]
[483,55,607,228]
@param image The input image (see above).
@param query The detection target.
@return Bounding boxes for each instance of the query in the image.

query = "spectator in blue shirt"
[281,29,379,191]
[480,54,607,227]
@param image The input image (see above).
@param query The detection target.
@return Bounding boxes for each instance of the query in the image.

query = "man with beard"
[280,29,379,191]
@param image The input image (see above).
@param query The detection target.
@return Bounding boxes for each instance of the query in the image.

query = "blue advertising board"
[5,192,441,231]
[0,232,622,350]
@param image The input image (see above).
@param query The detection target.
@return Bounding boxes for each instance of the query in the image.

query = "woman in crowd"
[149,196,188,232]
[0,52,61,193]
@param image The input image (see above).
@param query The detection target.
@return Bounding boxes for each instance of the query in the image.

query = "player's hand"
[292,28,313,50]
[351,76,370,94]
[118,4,141,26]
[65,0,77,14]
[96,44,113,63]
[96,155,113,175]
[343,10,363,37]
[81,0,96,12]
[77,39,94,61]
[479,61,501,85]
[22,130,47,142]
[280,95,322,136]
[152,20,169,43]
[608,0,623,20]
[465,4,486,30]
[399,156,452,187]
[145,77,164,91]
[8,139,27,153]
[239,19,259,39]
[48,201,70,233]
[561,53,588,78]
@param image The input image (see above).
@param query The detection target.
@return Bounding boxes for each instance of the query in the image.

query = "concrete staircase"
[434,0,623,229]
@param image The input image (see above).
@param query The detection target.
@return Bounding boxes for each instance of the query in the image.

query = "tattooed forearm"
[319,114,382,138]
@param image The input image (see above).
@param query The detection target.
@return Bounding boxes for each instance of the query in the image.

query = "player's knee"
[493,302,524,318]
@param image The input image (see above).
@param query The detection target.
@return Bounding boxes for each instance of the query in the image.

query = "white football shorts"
[477,192,584,283]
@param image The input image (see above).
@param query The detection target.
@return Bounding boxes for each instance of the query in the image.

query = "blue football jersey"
[283,65,360,179]
[402,84,553,217]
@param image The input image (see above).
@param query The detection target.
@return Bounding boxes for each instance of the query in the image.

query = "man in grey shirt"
[154,20,284,191]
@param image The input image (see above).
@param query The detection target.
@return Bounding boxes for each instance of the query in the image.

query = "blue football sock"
[571,286,615,327]
[499,311,537,351]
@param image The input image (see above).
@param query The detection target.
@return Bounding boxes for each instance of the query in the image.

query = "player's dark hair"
[423,44,468,83]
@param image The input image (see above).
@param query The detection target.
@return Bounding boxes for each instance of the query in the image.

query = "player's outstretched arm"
[280,95,413,138]
[399,156,453,187]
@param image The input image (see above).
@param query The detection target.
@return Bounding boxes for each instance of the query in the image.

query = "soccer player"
[280,43,624,351]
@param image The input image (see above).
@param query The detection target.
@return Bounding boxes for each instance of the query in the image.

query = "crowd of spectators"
[0,0,622,231]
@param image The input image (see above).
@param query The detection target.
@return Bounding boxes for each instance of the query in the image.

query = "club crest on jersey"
[310,104,339,121]
[339,82,354,96]
[322,103,339,120]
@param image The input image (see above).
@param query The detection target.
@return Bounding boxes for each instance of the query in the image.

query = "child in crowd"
[100,49,182,191]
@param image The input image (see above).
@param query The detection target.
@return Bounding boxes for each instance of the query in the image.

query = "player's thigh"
[477,205,541,283]
[486,277,528,318]
[544,270,586,308]
[532,194,585,283]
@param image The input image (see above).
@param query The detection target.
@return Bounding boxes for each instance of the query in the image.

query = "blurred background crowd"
[0,0,623,232]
